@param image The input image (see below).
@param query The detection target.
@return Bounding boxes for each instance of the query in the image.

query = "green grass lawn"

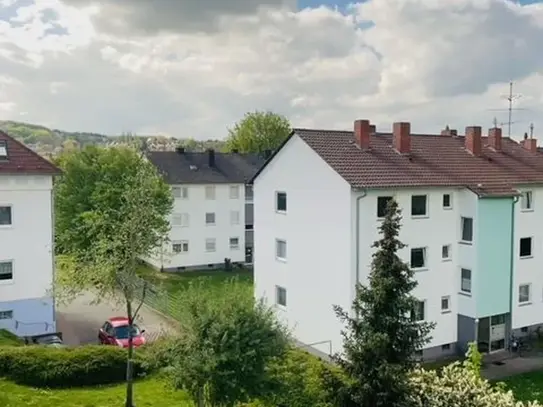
[137,264,253,295]
[0,377,191,407]
[502,370,543,403]
[0,329,23,347]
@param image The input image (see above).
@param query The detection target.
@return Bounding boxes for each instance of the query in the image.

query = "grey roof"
[147,150,266,184]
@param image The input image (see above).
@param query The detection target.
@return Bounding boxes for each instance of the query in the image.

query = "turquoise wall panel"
[476,198,513,318]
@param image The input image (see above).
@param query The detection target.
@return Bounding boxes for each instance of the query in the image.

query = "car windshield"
[114,324,141,339]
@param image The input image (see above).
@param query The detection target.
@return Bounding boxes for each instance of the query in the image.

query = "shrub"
[0,345,148,388]
[0,329,23,347]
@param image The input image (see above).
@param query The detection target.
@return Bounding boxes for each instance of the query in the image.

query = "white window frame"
[205,238,216,252]
[172,240,189,254]
[172,213,189,227]
[275,191,287,213]
[519,237,533,259]
[0,140,7,158]
[411,195,428,218]
[412,300,426,321]
[0,260,13,282]
[0,310,13,320]
[275,286,287,307]
[410,247,427,270]
[230,210,240,225]
[275,239,287,261]
[205,186,216,200]
[0,205,12,227]
[520,191,533,212]
[442,244,451,261]
[172,186,181,198]
[441,296,451,313]
[442,193,452,210]
[229,186,240,199]
[460,217,473,243]
[205,212,216,226]
[229,237,240,250]
[377,196,394,218]
[460,268,472,294]
[181,187,189,199]
[519,284,531,304]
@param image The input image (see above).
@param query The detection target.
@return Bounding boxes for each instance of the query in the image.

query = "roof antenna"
[529,122,534,139]
[493,117,498,128]
[487,81,527,138]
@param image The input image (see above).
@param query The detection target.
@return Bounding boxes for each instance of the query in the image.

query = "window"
[521,191,533,211]
[205,238,216,252]
[520,237,533,258]
[461,217,473,243]
[276,192,287,212]
[205,186,215,200]
[460,268,471,294]
[276,239,287,260]
[230,210,240,225]
[519,284,531,304]
[229,186,240,199]
[443,194,452,209]
[229,237,240,250]
[0,261,13,280]
[172,213,189,227]
[411,301,425,321]
[442,245,451,260]
[410,248,427,269]
[0,206,11,226]
[172,187,181,198]
[441,344,451,351]
[0,310,12,320]
[172,241,189,254]
[377,196,393,218]
[0,141,7,159]
[441,296,451,313]
[276,286,287,307]
[205,212,216,225]
[521,327,529,333]
[411,195,428,217]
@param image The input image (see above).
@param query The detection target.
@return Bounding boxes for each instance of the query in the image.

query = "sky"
[0,0,542,140]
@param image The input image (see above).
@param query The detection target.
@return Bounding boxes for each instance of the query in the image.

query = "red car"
[98,317,146,348]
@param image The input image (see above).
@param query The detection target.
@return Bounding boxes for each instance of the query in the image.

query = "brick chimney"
[488,127,502,151]
[521,136,538,153]
[354,119,371,150]
[393,122,411,154]
[465,126,482,157]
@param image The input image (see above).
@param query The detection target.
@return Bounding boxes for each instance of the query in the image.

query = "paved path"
[56,291,175,346]
[484,355,543,380]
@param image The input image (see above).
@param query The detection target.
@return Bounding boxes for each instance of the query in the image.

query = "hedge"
[0,345,149,388]
[0,329,23,347]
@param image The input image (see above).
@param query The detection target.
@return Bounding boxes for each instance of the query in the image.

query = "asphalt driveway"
[56,291,175,346]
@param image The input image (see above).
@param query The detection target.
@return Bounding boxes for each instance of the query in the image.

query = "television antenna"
[487,81,529,138]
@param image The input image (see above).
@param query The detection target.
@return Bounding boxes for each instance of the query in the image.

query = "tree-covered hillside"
[0,120,226,157]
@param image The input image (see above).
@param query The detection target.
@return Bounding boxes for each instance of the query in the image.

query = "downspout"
[354,188,368,289]
[508,196,519,343]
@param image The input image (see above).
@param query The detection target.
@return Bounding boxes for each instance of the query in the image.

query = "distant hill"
[0,120,226,157]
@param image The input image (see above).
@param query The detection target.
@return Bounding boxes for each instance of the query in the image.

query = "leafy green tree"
[225,111,291,154]
[54,146,173,407]
[333,199,435,407]
[169,279,289,407]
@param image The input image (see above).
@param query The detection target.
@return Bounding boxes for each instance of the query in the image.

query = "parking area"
[56,291,175,346]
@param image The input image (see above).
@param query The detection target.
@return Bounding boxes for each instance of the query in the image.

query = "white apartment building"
[0,131,61,337]
[251,120,543,360]
[146,148,264,270]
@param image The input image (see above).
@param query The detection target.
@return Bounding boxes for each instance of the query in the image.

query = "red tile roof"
[294,129,543,197]
[0,130,61,175]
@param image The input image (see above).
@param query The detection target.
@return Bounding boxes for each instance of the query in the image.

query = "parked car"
[98,317,146,348]
[24,333,65,347]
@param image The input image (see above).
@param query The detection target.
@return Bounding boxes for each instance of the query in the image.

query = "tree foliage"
[53,145,173,407]
[333,199,435,407]
[225,111,291,154]
[168,279,290,407]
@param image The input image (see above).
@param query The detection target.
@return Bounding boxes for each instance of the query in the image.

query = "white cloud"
[0,0,542,140]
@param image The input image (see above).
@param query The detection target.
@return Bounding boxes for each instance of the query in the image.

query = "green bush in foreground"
[0,345,148,388]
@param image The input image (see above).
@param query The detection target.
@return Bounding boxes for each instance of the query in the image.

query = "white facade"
[0,174,56,336]
[147,183,248,270]
[254,133,543,359]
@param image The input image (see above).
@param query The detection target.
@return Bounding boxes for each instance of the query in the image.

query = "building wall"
[355,187,460,351]
[148,183,247,270]
[0,175,55,336]
[0,297,55,336]
[475,198,513,318]
[512,187,543,329]
[253,134,353,355]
